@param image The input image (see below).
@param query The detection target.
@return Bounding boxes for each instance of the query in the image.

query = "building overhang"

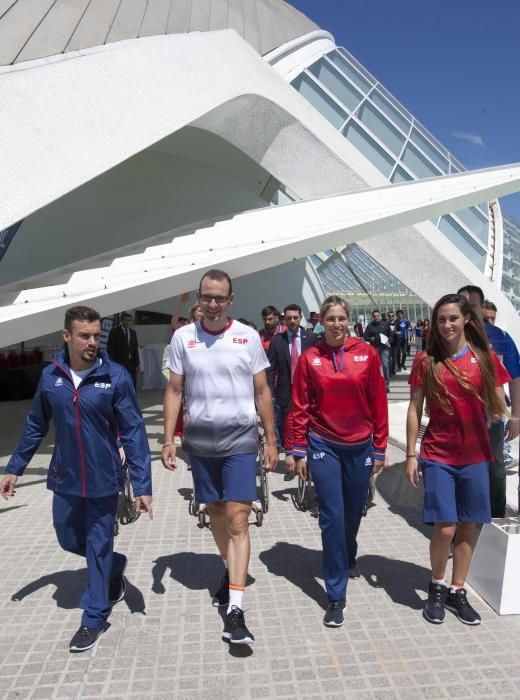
[1,164,520,346]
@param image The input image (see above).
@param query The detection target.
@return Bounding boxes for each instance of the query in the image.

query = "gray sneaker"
[222,606,255,644]
[423,582,448,624]
[69,625,105,653]
[323,600,345,627]
[445,588,481,625]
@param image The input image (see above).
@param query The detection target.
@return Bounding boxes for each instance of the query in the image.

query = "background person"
[421,319,431,351]
[267,303,317,480]
[291,295,389,628]
[0,306,152,652]
[363,309,392,392]
[482,300,497,325]
[107,312,140,389]
[406,294,509,626]
[395,310,410,371]
[259,305,281,352]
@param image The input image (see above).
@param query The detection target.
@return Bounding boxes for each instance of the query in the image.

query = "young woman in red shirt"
[407,293,510,626]
[291,295,389,627]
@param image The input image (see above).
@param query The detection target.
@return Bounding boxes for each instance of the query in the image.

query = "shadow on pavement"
[151,552,256,598]
[358,554,428,610]
[11,569,146,614]
[0,504,28,514]
[270,488,295,503]
[259,542,326,609]
[374,459,431,540]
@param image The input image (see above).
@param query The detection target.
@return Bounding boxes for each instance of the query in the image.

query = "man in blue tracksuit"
[0,306,153,653]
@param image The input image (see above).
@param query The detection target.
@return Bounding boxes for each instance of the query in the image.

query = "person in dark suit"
[107,313,140,389]
[267,304,317,479]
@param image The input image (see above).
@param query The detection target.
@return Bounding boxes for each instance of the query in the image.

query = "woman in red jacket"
[407,293,509,626]
[291,295,389,627]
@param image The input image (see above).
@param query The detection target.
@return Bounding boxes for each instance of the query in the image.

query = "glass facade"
[317,246,432,322]
[502,216,520,311]
[291,47,490,273]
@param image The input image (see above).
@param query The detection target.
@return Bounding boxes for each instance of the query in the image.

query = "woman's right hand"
[294,457,307,481]
[405,456,420,486]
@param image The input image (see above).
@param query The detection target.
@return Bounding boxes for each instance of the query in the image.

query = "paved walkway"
[1,383,520,700]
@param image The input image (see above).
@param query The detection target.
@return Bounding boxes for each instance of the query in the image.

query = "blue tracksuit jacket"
[6,349,152,498]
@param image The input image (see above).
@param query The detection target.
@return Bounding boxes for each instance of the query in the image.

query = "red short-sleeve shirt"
[409,346,510,465]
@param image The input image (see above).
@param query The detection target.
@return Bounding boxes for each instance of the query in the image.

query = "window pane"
[357,102,405,156]
[308,58,363,112]
[452,206,489,245]
[327,50,372,93]
[343,121,395,177]
[292,74,347,129]
[410,128,449,172]
[451,156,465,172]
[438,215,487,270]
[391,166,412,183]
[414,121,449,158]
[377,83,413,122]
[370,89,410,134]
[337,47,376,84]
[402,143,442,179]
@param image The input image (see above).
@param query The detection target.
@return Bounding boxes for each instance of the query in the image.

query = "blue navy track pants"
[307,433,373,602]
[52,493,126,629]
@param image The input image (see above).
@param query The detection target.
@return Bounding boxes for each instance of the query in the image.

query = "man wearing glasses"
[161,269,278,645]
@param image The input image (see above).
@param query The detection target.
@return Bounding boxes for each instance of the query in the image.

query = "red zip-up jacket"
[290,336,388,460]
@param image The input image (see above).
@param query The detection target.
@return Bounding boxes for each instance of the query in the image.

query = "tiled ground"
[1,389,520,700]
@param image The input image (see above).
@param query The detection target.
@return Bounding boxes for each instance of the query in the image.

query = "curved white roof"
[0,0,319,65]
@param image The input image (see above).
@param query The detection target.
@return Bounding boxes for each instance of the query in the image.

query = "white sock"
[432,577,446,586]
[227,585,244,613]
[450,584,464,593]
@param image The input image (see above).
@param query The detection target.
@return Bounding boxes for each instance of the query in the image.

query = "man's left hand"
[263,442,279,471]
[135,495,153,519]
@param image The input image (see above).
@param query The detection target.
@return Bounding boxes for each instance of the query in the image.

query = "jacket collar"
[52,347,110,378]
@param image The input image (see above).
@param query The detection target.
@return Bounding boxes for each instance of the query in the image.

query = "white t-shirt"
[168,319,270,456]
[70,365,96,389]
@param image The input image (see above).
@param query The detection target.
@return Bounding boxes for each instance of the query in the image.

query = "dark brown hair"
[199,269,232,295]
[64,306,100,332]
[422,294,504,421]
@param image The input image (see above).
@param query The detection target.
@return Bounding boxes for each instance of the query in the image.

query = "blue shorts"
[190,453,257,503]
[421,459,491,525]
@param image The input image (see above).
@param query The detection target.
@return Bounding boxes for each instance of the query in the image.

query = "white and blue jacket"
[6,349,152,498]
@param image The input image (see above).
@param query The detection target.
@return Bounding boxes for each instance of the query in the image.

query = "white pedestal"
[468,518,520,615]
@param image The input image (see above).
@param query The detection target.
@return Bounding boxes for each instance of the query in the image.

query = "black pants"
[398,339,407,369]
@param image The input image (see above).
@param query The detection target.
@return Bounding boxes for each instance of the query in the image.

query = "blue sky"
[290,0,520,220]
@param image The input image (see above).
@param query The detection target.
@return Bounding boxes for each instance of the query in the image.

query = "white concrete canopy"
[1,163,520,347]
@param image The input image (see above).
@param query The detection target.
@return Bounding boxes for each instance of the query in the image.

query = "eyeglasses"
[198,294,230,304]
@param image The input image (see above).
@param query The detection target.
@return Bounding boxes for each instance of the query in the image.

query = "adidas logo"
[54,377,63,387]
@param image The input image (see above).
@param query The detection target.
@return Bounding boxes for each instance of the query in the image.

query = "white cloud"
[451,131,486,147]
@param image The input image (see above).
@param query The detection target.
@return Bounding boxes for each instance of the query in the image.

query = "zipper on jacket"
[73,390,87,497]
